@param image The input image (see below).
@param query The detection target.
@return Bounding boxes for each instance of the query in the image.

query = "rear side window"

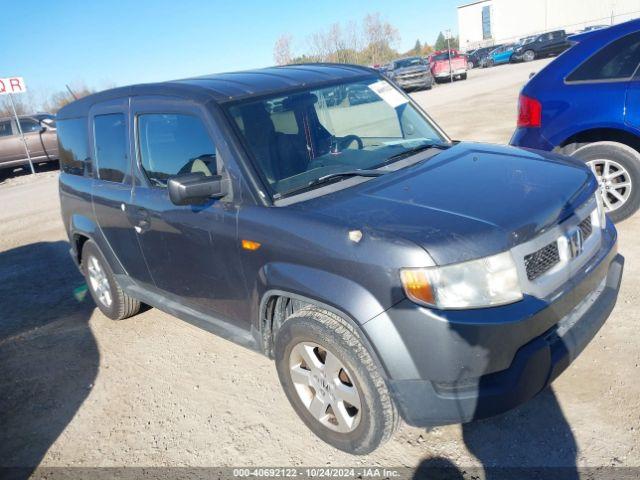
[94,113,129,183]
[0,121,12,137]
[137,114,217,186]
[57,118,89,176]
[566,32,640,82]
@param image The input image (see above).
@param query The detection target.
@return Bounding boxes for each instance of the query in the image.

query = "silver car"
[0,114,58,171]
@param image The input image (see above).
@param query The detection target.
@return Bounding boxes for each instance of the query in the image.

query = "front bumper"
[395,75,433,89]
[363,223,623,426]
[433,68,466,79]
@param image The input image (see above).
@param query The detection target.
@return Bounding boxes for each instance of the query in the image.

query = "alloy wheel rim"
[524,51,534,61]
[586,159,632,212]
[289,342,362,433]
[87,255,112,308]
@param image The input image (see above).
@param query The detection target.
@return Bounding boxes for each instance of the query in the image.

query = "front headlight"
[400,251,523,309]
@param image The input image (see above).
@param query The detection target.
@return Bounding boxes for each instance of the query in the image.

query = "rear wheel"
[274,306,398,454]
[460,73,468,80]
[570,141,640,223]
[82,240,141,320]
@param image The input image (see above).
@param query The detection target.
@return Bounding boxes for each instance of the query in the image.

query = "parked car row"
[467,28,576,69]
[382,49,469,91]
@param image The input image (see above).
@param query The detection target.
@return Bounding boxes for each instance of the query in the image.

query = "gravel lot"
[1,59,638,477]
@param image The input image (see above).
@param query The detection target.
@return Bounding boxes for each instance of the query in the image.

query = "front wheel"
[275,306,398,454]
[571,141,640,223]
[523,49,535,62]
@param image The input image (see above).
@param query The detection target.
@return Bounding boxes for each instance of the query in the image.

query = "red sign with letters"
[0,77,27,95]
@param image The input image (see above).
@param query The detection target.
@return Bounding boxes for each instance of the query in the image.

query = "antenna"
[65,84,78,100]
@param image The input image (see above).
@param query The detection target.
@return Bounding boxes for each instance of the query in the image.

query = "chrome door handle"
[134,225,143,234]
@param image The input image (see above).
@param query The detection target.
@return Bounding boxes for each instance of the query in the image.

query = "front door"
[130,97,247,326]
[89,100,153,285]
[17,117,46,158]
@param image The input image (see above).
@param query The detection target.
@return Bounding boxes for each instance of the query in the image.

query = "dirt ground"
[1,59,638,477]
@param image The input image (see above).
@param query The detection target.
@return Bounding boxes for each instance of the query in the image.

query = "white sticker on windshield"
[368,80,408,108]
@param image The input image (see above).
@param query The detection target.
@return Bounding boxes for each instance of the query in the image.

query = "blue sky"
[2,0,458,107]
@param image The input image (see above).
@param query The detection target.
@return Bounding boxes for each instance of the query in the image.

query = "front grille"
[524,241,561,281]
[397,72,426,80]
[578,216,593,240]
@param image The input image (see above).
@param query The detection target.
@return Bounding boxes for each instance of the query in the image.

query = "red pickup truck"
[428,50,468,82]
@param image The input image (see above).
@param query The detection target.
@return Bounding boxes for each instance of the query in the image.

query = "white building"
[458,0,640,51]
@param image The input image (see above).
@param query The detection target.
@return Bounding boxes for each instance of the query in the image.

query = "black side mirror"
[167,172,227,206]
[39,118,55,132]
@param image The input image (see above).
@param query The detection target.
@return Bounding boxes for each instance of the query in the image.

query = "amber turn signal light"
[400,269,435,306]
[241,239,261,251]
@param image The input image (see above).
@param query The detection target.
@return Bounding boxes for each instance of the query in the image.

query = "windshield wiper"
[276,169,387,199]
[313,169,386,185]
[386,142,451,162]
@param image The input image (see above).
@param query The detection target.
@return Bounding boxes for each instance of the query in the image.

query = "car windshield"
[432,52,457,61]
[227,77,446,198]
[394,58,424,69]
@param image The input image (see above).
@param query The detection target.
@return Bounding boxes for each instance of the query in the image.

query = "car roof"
[57,63,377,120]
[0,114,46,122]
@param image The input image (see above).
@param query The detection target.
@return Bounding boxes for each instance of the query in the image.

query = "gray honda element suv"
[58,64,623,454]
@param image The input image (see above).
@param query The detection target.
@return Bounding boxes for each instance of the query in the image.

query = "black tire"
[460,73,467,80]
[467,61,474,69]
[274,306,399,454]
[570,141,640,223]
[81,240,141,320]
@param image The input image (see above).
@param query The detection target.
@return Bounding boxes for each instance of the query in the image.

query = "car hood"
[288,142,597,265]
[393,65,429,75]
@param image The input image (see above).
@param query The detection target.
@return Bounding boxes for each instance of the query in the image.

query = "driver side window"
[137,114,217,187]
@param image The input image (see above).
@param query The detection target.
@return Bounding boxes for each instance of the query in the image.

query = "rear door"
[89,99,153,284]
[129,97,247,326]
[0,119,24,164]
[622,33,640,130]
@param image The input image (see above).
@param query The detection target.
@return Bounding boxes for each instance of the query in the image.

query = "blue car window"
[566,31,640,82]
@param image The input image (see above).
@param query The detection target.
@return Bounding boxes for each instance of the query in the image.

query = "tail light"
[517,94,542,127]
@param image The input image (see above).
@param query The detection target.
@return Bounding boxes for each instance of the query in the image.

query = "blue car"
[511,19,640,222]
[486,44,515,66]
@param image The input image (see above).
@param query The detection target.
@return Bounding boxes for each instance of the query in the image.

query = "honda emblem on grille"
[567,228,584,259]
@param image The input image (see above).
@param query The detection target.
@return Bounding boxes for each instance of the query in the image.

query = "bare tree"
[0,92,35,117]
[363,13,400,65]
[42,84,95,113]
[275,12,400,67]
[308,29,332,62]
[273,34,293,66]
